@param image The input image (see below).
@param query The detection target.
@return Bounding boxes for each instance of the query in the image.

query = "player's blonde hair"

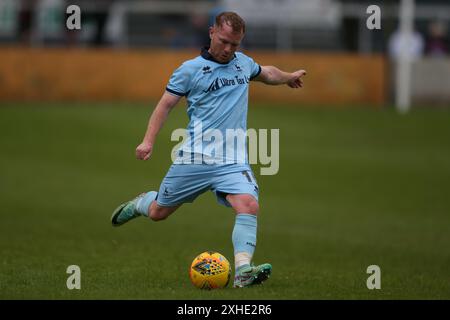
[215,12,245,34]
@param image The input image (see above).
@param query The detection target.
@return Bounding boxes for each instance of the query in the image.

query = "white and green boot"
[233,263,272,288]
[111,194,145,227]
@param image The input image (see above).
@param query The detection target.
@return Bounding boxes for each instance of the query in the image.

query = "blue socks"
[232,213,257,270]
[136,191,158,216]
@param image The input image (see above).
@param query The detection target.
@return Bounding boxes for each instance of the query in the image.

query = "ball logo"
[192,259,226,276]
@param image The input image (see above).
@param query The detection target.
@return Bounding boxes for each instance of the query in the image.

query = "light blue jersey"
[166,47,261,165]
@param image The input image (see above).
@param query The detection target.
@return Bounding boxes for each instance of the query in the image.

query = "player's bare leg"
[226,194,259,216]
[111,191,179,226]
[226,194,272,288]
[148,201,180,221]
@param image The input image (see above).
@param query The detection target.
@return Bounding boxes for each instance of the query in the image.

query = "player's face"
[209,24,244,63]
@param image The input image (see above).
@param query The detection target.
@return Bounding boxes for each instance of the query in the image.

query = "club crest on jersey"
[234,64,242,72]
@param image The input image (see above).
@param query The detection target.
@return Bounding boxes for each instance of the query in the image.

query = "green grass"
[0,102,449,299]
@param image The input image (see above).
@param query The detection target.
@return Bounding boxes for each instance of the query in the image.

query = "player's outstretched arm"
[254,66,307,88]
[136,92,181,160]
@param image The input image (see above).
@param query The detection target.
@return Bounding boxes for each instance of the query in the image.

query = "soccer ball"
[189,251,231,289]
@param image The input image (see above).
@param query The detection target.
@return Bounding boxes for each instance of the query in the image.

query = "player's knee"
[243,199,259,215]
[249,200,259,214]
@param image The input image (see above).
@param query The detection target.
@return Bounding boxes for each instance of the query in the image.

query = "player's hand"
[136,142,153,160]
[287,70,307,88]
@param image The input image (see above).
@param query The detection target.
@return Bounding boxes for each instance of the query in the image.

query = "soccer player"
[111,12,306,288]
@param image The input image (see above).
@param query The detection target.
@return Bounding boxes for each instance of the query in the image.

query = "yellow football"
[189,251,231,289]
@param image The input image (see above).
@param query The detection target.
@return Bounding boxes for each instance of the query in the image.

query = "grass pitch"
[0,102,449,299]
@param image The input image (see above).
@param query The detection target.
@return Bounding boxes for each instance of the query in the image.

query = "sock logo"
[246,242,256,248]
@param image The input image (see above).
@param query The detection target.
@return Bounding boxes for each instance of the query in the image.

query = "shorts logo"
[163,186,170,196]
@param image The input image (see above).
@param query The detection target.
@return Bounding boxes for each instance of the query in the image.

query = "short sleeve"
[166,63,192,97]
[248,57,262,81]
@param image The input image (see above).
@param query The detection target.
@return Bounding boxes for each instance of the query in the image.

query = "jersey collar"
[201,46,236,65]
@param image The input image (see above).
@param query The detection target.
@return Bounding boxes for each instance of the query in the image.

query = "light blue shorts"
[156,163,259,207]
